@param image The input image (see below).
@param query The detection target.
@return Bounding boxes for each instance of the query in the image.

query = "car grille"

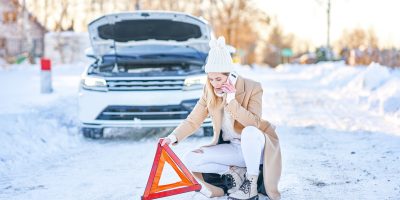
[96,105,191,120]
[105,77,185,91]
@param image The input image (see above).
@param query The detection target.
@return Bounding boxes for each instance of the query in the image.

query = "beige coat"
[172,75,282,200]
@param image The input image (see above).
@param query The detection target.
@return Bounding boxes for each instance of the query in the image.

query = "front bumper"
[78,88,212,129]
[81,118,212,129]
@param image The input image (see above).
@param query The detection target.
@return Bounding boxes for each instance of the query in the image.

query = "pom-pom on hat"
[204,36,234,73]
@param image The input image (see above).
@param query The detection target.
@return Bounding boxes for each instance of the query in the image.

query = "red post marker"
[141,139,201,200]
[40,57,53,93]
[41,58,51,71]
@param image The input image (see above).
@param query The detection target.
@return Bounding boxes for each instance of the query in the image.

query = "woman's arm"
[169,86,209,144]
[224,82,263,128]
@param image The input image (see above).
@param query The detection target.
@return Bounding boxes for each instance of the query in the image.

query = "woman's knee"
[241,126,265,145]
[183,150,202,171]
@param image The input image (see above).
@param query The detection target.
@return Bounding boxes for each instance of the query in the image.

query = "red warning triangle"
[141,139,201,200]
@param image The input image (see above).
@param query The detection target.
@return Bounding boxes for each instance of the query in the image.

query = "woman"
[161,36,282,200]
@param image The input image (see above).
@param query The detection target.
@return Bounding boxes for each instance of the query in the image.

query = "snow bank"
[276,62,400,120]
[0,97,81,173]
[0,63,84,174]
[345,63,391,92]
[343,63,400,117]
[368,78,400,116]
[320,65,362,88]
[276,61,346,81]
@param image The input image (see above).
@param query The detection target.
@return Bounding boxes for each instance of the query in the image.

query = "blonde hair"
[205,72,230,110]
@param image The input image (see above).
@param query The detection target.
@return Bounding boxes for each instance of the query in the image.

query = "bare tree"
[206,0,269,63]
[262,22,295,67]
[23,0,272,64]
[141,0,270,63]
[335,28,379,49]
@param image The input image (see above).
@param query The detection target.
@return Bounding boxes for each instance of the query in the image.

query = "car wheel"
[81,127,104,139]
[203,127,213,137]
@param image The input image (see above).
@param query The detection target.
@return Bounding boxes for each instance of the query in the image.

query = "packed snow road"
[0,63,399,200]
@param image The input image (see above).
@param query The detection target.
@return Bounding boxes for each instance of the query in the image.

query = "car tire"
[81,127,104,139]
[203,127,213,137]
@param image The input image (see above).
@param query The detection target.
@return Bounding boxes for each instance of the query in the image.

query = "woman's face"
[207,72,228,94]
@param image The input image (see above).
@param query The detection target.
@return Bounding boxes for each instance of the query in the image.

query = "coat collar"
[234,75,245,104]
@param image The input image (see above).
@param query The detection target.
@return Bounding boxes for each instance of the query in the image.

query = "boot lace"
[238,179,252,195]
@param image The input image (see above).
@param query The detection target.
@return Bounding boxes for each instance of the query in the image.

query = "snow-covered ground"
[0,62,399,200]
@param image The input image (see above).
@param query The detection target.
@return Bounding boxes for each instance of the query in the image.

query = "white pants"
[183,126,265,176]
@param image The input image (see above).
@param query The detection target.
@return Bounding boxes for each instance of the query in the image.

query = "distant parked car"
[79,11,214,138]
[299,53,317,64]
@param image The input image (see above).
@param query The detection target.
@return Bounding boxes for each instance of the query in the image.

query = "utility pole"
[327,0,330,50]
[326,0,332,60]
[316,0,332,61]
[135,0,140,10]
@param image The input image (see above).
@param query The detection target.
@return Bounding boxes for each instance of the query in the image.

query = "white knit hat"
[204,36,234,73]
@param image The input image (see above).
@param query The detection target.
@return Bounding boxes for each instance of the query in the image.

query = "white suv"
[79,11,214,138]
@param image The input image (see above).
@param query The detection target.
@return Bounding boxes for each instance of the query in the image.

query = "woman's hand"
[221,79,236,94]
[160,134,177,146]
[160,137,172,146]
[222,79,236,104]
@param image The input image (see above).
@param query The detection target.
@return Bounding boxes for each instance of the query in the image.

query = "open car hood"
[88,11,213,57]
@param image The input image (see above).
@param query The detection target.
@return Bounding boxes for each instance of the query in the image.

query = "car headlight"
[81,76,108,91]
[183,75,207,91]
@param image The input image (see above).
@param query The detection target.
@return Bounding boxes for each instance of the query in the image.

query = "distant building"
[0,0,46,63]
